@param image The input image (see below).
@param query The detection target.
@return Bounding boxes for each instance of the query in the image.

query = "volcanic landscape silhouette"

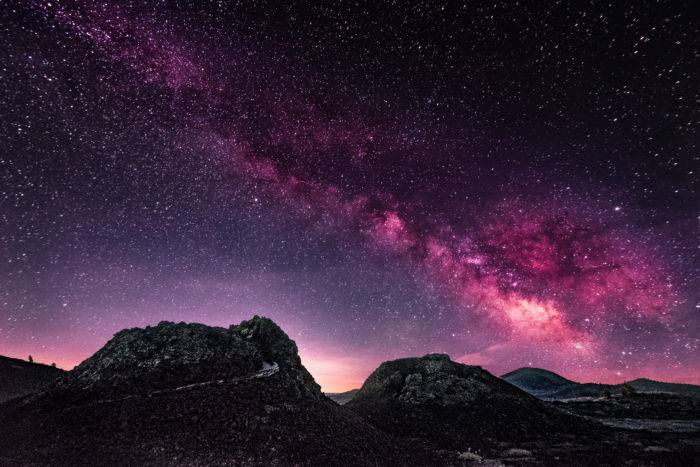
[1,317,698,465]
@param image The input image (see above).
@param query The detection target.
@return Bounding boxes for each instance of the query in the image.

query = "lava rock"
[231,315,321,398]
[41,320,264,407]
[346,354,583,453]
[0,317,446,466]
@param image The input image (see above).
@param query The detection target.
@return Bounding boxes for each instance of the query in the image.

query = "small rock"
[458,451,482,460]
[644,446,671,453]
[502,448,531,457]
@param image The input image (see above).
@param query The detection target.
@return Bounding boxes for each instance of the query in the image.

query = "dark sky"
[1,0,697,390]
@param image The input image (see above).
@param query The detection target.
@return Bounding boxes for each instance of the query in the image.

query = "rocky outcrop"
[346,354,583,453]
[233,315,321,398]
[42,321,263,405]
[38,317,320,408]
[0,317,446,465]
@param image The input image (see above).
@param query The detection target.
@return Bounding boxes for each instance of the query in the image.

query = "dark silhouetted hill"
[0,355,65,403]
[346,355,699,464]
[502,367,700,399]
[345,354,587,454]
[501,367,577,396]
[326,388,359,405]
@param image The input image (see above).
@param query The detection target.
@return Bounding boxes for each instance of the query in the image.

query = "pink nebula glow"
[22,0,695,390]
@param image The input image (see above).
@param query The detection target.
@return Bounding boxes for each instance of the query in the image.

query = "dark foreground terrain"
[1,318,698,466]
[346,354,700,465]
[0,355,65,403]
[554,392,700,422]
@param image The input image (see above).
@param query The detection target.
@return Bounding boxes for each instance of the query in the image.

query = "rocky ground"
[0,319,697,466]
[553,393,700,421]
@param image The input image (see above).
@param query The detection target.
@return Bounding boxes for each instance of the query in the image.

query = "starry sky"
[1,1,698,391]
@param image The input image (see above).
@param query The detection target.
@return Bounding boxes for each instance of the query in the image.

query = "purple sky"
[1,1,697,391]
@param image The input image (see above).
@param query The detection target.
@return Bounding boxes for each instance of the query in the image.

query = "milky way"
[1,1,697,390]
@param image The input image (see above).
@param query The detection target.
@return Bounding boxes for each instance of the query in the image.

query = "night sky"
[1,1,697,391]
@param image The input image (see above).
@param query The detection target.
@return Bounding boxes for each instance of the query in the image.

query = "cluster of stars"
[0,0,697,390]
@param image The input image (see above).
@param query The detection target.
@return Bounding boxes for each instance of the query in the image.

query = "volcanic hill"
[0,317,443,465]
[345,354,581,454]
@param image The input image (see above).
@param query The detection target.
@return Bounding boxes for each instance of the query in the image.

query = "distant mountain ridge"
[501,367,700,399]
[325,388,359,405]
[0,355,65,403]
[500,367,576,397]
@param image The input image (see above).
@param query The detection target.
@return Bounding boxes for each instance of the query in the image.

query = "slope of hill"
[0,317,445,465]
[501,367,577,396]
[345,354,586,454]
[326,388,359,405]
[0,355,65,403]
